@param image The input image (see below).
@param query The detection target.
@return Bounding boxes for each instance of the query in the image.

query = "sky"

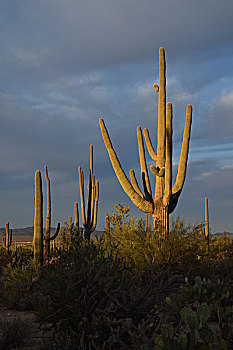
[0,0,233,233]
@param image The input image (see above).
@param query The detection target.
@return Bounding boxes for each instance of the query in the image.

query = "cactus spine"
[33,170,43,264]
[99,47,192,236]
[78,145,99,240]
[3,222,12,253]
[44,166,60,261]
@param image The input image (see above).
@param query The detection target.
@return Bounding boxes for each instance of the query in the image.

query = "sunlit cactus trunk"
[145,213,152,234]
[204,197,209,238]
[205,197,210,252]
[3,222,12,253]
[44,166,51,261]
[44,166,60,262]
[33,170,43,265]
[99,47,192,236]
[74,202,79,230]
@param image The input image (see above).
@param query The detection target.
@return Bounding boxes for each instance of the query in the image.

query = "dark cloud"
[0,1,233,231]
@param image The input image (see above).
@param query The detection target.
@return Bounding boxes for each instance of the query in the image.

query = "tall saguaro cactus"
[3,222,12,253]
[33,168,60,264]
[78,145,99,240]
[44,166,51,261]
[205,197,209,239]
[44,166,60,261]
[99,47,192,235]
[33,170,43,264]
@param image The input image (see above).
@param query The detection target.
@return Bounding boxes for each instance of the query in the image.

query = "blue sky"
[0,0,233,233]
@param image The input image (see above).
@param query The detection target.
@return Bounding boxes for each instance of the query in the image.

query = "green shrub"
[1,259,42,310]
[36,243,174,349]
[101,205,206,271]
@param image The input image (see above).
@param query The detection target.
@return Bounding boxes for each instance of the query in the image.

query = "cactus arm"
[137,126,152,195]
[172,105,192,195]
[99,118,153,214]
[74,202,79,230]
[142,172,153,202]
[163,102,173,206]
[50,223,61,240]
[90,174,95,226]
[90,144,93,175]
[92,181,99,232]
[150,165,165,177]
[156,47,166,169]
[44,166,51,238]
[129,169,143,198]
[10,229,12,246]
[86,171,93,229]
[143,128,157,161]
[78,166,86,226]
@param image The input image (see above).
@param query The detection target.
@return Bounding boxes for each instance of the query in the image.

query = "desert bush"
[59,220,85,252]
[101,205,206,271]
[36,241,185,349]
[1,259,42,310]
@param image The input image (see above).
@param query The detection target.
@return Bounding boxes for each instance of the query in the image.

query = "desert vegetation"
[0,207,232,349]
[0,48,232,349]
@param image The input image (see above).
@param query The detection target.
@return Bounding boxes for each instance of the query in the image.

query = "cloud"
[0,1,233,232]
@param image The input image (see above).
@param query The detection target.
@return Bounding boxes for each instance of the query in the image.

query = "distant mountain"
[212,232,233,238]
[0,226,59,237]
[0,227,232,239]
[0,227,104,240]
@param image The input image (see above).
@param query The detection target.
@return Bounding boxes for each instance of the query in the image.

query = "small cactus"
[74,202,79,230]
[105,214,110,234]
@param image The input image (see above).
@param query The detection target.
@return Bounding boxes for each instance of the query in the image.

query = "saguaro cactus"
[105,214,110,234]
[78,145,99,240]
[99,47,192,235]
[3,222,12,253]
[33,168,60,264]
[145,214,152,234]
[44,166,60,261]
[74,202,79,230]
[33,170,43,264]
[205,197,209,239]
